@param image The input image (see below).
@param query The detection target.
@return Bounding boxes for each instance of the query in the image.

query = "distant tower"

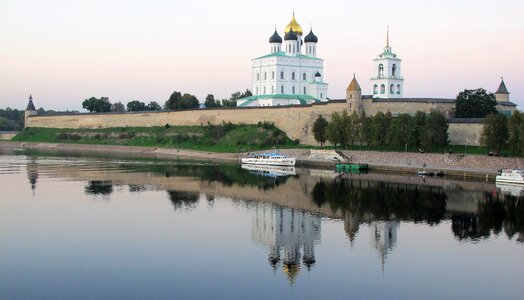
[346,74,362,115]
[24,94,37,127]
[495,77,510,102]
[370,27,404,99]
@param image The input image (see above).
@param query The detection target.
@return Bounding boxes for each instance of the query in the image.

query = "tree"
[371,112,390,146]
[165,92,199,110]
[413,111,426,148]
[221,99,236,107]
[326,112,341,147]
[147,101,162,111]
[0,117,9,130]
[313,115,328,146]
[507,111,522,156]
[387,113,415,147]
[111,102,126,112]
[348,111,361,146]
[421,111,449,149]
[231,89,252,101]
[205,94,219,108]
[82,97,111,113]
[127,100,147,112]
[455,88,497,118]
[181,93,199,109]
[481,114,508,153]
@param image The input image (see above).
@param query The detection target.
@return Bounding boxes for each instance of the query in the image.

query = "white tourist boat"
[241,164,296,177]
[495,169,524,185]
[241,152,296,166]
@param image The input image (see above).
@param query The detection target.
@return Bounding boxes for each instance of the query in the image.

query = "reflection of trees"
[167,190,199,211]
[312,178,447,224]
[452,193,524,243]
[84,181,113,195]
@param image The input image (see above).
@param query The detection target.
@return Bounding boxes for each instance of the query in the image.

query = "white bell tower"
[370,27,404,99]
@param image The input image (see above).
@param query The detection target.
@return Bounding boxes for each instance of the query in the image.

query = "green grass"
[12,123,299,153]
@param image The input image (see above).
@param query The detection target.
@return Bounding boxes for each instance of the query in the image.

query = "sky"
[1,0,523,111]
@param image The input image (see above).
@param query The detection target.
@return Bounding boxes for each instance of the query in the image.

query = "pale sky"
[1,0,523,111]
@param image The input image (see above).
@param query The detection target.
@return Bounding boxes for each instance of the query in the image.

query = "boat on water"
[241,152,296,166]
[496,169,524,184]
[241,164,296,177]
[335,163,368,171]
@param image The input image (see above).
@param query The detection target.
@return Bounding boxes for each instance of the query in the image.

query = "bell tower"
[370,27,404,99]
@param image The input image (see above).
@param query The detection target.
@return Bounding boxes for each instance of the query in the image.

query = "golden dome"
[284,14,303,36]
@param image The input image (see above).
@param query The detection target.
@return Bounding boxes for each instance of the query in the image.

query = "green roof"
[254,51,323,61]
[237,94,321,107]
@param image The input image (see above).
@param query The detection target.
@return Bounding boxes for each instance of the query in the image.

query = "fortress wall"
[26,101,483,146]
[360,99,455,117]
[448,122,483,146]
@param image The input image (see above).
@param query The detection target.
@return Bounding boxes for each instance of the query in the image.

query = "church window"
[303,73,306,81]
[292,72,295,80]
[272,71,275,79]
[256,86,259,94]
[256,73,260,81]
[381,84,385,94]
[272,86,274,93]
[292,86,295,94]
[397,84,401,94]
[390,84,394,94]
[264,72,267,80]
[392,64,397,77]
[281,86,284,93]
[263,86,266,94]
[321,93,323,99]
[280,71,284,79]
[378,64,384,77]
[303,87,306,94]
[373,84,378,94]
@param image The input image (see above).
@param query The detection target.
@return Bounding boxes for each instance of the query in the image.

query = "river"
[0,150,522,299]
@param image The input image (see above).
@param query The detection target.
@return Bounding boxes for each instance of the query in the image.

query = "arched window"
[280,71,284,79]
[373,84,378,94]
[256,73,260,81]
[378,64,384,77]
[272,71,275,79]
[264,72,267,80]
[390,84,394,94]
[256,86,259,94]
[292,86,295,94]
[397,84,401,94]
[320,93,323,99]
[303,87,306,94]
[272,86,274,93]
[292,72,296,80]
[281,86,284,93]
[392,64,397,77]
[380,84,385,94]
[303,73,306,81]
[263,86,266,94]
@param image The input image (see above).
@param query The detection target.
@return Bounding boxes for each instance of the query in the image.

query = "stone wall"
[26,100,484,146]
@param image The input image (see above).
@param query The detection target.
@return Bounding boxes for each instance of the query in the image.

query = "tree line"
[481,111,524,155]
[81,89,252,113]
[313,110,449,150]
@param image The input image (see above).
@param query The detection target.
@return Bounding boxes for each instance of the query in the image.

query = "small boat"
[496,169,524,185]
[335,163,368,171]
[241,152,296,166]
[416,170,434,176]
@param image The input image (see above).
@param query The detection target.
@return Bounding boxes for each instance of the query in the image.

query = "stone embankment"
[1,141,519,178]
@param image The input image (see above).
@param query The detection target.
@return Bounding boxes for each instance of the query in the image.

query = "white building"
[237,14,328,107]
[370,27,404,99]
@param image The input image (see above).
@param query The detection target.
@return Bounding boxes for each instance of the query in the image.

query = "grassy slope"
[12,124,298,153]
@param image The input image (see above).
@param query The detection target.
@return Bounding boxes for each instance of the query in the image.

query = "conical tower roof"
[26,94,36,111]
[346,74,361,92]
[496,78,509,94]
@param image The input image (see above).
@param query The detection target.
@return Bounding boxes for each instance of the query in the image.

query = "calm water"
[0,151,523,300]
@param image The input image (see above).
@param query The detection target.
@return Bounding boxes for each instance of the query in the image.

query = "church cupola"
[284,28,299,54]
[284,13,303,54]
[269,29,282,53]
[304,29,318,57]
[495,77,510,102]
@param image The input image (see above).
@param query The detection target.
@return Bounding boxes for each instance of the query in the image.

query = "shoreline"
[0,141,514,180]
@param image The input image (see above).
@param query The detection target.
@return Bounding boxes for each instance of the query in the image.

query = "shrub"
[70,134,82,140]
[56,132,70,140]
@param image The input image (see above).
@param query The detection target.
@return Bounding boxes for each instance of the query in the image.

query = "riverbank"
[1,141,518,179]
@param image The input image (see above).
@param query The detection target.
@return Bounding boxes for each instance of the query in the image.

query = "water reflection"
[167,190,200,211]
[251,202,321,284]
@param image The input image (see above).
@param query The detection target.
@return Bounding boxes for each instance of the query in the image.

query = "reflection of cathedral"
[251,202,321,284]
[370,221,398,271]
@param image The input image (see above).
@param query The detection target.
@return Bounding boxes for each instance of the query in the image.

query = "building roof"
[237,94,321,107]
[26,94,36,111]
[284,28,298,41]
[254,51,322,60]
[269,30,282,43]
[496,78,510,94]
[346,74,361,92]
[304,29,318,43]
[284,13,303,36]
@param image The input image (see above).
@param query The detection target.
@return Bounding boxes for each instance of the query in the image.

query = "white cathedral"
[237,14,328,107]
